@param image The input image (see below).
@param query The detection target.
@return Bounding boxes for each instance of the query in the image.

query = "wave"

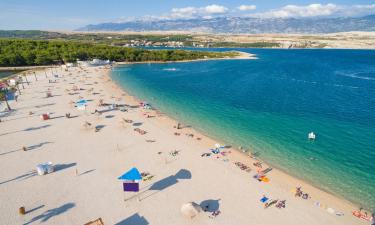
[332,84,359,89]
[290,78,360,89]
[336,72,375,81]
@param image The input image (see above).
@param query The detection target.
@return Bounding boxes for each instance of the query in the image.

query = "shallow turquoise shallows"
[111,48,375,210]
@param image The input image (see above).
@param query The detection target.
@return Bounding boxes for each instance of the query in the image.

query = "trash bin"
[41,114,49,120]
[36,162,54,175]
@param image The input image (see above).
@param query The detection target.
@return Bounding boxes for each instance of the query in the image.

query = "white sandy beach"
[0,66,371,225]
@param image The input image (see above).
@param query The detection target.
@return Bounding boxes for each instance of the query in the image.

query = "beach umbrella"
[181,202,202,219]
[118,167,142,181]
[76,99,88,105]
[118,167,142,194]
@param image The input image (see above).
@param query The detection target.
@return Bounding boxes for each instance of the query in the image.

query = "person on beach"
[295,187,302,197]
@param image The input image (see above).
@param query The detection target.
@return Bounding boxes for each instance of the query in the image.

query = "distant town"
[0,30,374,49]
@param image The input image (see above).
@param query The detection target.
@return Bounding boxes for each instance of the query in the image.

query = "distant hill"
[0,30,61,39]
[77,15,375,34]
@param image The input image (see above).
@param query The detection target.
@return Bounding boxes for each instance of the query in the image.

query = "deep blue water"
[111,48,375,209]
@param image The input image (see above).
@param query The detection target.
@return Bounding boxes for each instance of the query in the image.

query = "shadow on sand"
[115,213,149,225]
[23,203,75,225]
[24,124,51,132]
[134,169,192,201]
[26,205,45,214]
[200,199,221,212]
[0,141,53,156]
[79,169,96,176]
[54,163,77,172]
[0,124,51,137]
[0,170,37,185]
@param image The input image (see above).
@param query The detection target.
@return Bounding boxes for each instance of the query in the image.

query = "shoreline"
[115,51,257,65]
[106,66,368,212]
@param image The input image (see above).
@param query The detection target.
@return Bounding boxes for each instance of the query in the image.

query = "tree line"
[0,39,237,67]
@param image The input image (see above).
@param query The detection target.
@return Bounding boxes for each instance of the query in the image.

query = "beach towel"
[123,182,139,192]
[260,197,269,203]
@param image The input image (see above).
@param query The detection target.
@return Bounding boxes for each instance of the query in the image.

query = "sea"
[110,48,375,210]
[0,71,16,79]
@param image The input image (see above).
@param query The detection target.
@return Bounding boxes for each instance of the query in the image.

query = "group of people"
[295,187,310,200]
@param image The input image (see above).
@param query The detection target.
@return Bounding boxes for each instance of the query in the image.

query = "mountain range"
[77,15,375,34]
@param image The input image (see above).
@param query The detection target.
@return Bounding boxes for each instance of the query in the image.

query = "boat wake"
[163,68,179,71]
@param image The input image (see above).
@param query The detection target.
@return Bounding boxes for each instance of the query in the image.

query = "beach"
[116,51,257,65]
[0,66,371,225]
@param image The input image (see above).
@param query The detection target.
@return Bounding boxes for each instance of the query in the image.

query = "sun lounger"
[276,200,286,209]
[265,200,278,209]
[123,118,133,123]
[134,128,147,135]
[201,153,211,157]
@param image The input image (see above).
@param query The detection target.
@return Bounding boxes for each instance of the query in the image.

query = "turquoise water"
[0,70,22,79]
[0,71,14,79]
[111,49,375,210]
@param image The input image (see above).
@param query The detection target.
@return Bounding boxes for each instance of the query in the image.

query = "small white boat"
[308,132,316,140]
[163,68,177,71]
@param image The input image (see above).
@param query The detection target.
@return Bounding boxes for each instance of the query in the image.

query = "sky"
[0,0,374,30]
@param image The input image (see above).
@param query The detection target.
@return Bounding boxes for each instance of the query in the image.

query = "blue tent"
[118,167,141,181]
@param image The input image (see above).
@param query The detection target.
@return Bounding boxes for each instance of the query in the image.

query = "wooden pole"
[19,207,25,215]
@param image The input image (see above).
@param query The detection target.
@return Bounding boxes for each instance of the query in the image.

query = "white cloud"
[204,4,228,14]
[347,4,375,16]
[170,7,197,19]
[354,4,375,10]
[247,3,375,18]
[117,3,375,22]
[167,4,228,19]
[237,5,256,11]
[249,4,338,18]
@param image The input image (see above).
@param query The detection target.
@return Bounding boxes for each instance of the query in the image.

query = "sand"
[0,66,371,225]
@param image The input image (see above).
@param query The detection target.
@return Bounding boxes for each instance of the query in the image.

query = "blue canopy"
[118,167,141,181]
[76,99,87,104]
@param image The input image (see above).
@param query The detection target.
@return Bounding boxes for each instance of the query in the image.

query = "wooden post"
[19,207,25,215]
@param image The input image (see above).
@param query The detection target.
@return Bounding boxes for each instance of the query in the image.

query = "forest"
[0,39,237,66]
